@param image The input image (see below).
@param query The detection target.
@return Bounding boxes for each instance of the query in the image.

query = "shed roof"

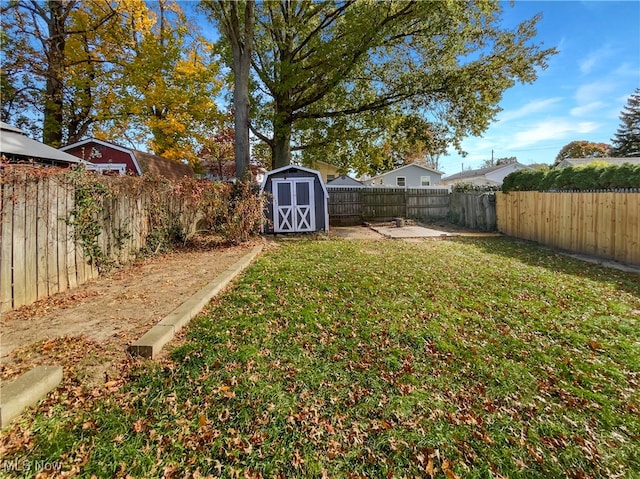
[260,164,329,198]
[0,121,87,166]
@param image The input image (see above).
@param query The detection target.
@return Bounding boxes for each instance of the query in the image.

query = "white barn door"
[273,178,316,233]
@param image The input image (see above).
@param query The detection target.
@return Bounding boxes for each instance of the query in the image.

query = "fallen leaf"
[425,457,434,478]
[132,418,145,433]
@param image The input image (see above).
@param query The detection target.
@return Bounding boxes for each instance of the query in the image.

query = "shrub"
[452,183,501,192]
[220,181,266,244]
[501,169,545,192]
[502,163,640,192]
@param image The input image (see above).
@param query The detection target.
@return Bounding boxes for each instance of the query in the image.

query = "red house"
[61,138,194,181]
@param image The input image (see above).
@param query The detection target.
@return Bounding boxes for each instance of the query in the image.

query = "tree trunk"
[229,0,254,181]
[273,120,292,169]
[233,45,251,180]
[43,0,67,146]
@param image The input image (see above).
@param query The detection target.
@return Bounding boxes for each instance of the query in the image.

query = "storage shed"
[260,165,329,234]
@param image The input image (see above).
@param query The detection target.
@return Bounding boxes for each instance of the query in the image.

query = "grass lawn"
[2,238,639,478]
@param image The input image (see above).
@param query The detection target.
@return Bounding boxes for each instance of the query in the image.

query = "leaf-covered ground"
[2,238,639,478]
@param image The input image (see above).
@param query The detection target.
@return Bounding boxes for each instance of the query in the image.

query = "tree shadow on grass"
[458,236,640,300]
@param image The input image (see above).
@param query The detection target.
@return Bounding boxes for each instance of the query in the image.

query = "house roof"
[61,138,194,180]
[132,150,194,181]
[326,174,365,186]
[1,121,87,166]
[443,162,528,181]
[557,157,640,167]
[367,162,444,182]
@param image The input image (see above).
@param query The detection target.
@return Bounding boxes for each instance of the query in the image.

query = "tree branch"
[249,122,273,146]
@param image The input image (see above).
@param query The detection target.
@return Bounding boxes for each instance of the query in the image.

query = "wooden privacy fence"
[0,171,198,312]
[496,191,640,266]
[328,187,451,225]
[328,187,497,230]
[1,173,97,312]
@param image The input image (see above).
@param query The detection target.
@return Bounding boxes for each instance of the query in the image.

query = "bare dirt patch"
[0,238,262,388]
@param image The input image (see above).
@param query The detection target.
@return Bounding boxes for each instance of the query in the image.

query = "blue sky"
[440,0,640,175]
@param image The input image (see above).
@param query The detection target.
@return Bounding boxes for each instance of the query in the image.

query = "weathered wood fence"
[449,191,497,231]
[0,171,196,312]
[328,187,497,230]
[328,187,451,225]
[496,191,640,266]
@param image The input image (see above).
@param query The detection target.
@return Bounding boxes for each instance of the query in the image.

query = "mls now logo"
[1,459,62,473]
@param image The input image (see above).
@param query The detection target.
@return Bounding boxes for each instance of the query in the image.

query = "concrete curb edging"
[0,365,63,428]
[128,244,263,359]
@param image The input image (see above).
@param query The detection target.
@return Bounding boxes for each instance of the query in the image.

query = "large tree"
[0,0,119,146]
[610,88,640,158]
[200,0,255,179]
[1,0,221,163]
[554,140,611,165]
[101,0,223,165]
[211,0,555,170]
[295,107,449,175]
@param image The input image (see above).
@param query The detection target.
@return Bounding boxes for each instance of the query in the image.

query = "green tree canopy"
[214,0,555,170]
[554,141,611,166]
[610,88,640,158]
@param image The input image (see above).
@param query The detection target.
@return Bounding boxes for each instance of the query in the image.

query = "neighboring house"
[363,163,443,187]
[202,160,267,183]
[326,175,365,187]
[442,162,531,186]
[0,121,90,168]
[556,157,640,168]
[61,138,194,181]
[305,160,341,183]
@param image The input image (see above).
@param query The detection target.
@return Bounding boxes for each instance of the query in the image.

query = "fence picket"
[1,179,14,312]
[24,178,38,305]
[36,178,48,300]
[57,180,69,293]
[46,177,59,297]
[12,175,27,308]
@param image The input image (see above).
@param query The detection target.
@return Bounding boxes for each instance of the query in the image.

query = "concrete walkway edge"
[0,365,63,428]
[128,244,264,359]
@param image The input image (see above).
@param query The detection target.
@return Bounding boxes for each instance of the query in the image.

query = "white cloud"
[510,119,600,149]
[613,62,640,78]
[570,101,606,117]
[579,45,613,75]
[574,81,616,105]
[499,97,563,122]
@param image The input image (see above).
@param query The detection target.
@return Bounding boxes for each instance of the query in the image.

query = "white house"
[362,163,443,187]
[442,162,532,186]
